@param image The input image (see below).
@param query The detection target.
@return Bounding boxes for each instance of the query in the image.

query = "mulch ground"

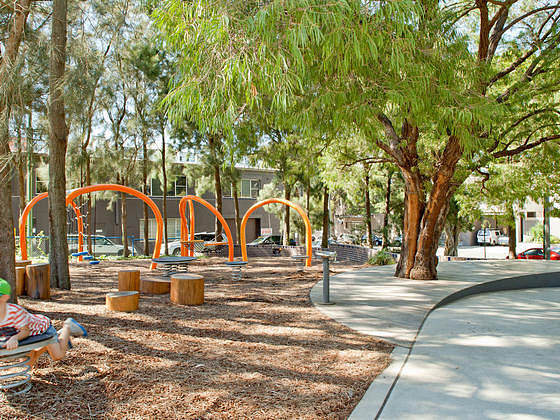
[2,257,393,419]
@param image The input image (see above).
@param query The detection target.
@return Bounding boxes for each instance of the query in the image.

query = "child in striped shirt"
[0,278,87,362]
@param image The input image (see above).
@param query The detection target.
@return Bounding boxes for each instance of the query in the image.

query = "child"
[0,278,87,364]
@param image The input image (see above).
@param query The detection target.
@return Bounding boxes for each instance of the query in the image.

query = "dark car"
[516,247,560,260]
[361,234,383,246]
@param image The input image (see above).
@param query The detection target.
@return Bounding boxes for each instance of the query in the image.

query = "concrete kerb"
[309,263,560,420]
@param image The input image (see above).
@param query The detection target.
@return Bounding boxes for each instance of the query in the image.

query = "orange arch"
[178,195,234,261]
[240,199,312,267]
[19,184,163,270]
[19,193,85,262]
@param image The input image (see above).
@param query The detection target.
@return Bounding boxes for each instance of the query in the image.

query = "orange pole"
[179,199,188,256]
[19,193,84,261]
[240,198,313,267]
[178,195,234,261]
[65,184,163,270]
[188,199,195,257]
[69,201,84,262]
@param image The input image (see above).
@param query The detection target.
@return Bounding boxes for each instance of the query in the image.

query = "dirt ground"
[2,257,393,419]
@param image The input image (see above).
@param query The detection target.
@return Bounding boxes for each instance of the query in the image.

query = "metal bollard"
[316,251,336,305]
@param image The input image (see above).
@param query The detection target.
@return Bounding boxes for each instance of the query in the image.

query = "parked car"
[164,232,217,255]
[361,234,383,246]
[312,238,339,248]
[392,235,402,247]
[497,235,509,246]
[476,228,503,245]
[248,235,296,246]
[68,235,129,256]
[516,247,560,260]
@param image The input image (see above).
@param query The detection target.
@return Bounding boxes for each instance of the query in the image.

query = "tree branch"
[493,133,560,158]
[501,4,560,34]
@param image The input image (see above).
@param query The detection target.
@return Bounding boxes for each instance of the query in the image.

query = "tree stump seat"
[170,274,204,305]
[106,291,139,312]
[141,278,171,294]
[25,263,50,300]
[118,269,140,292]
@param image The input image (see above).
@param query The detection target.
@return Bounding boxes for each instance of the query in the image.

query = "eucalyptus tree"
[0,0,33,296]
[155,0,560,280]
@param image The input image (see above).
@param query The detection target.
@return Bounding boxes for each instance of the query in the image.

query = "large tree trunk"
[48,0,70,289]
[232,181,241,244]
[283,184,291,245]
[364,166,373,248]
[142,140,149,255]
[506,204,516,259]
[85,156,92,254]
[382,170,393,249]
[0,0,32,301]
[161,125,168,254]
[321,185,329,249]
[121,192,129,257]
[407,136,462,280]
[209,135,223,238]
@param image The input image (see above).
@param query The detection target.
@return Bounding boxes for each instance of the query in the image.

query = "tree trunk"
[142,140,149,255]
[209,135,223,238]
[382,170,393,249]
[364,166,373,248]
[321,185,329,249]
[407,136,462,280]
[444,224,459,256]
[232,181,241,244]
[283,184,291,245]
[48,0,70,289]
[85,156,92,254]
[306,180,311,213]
[0,0,32,301]
[506,204,517,259]
[121,192,129,257]
[161,124,168,254]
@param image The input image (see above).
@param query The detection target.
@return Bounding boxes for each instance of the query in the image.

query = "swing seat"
[89,260,100,265]
[83,255,94,260]
[71,251,89,257]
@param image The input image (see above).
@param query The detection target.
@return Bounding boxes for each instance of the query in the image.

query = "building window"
[526,211,537,218]
[35,172,48,194]
[240,179,260,198]
[140,218,182,240]
[174,176,187,196]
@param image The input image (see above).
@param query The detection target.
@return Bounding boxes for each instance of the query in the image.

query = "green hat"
[0,278,11,295]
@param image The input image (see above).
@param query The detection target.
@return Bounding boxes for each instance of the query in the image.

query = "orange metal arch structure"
[19,193,86,262]
[240,199,313,267]
[20,184,164,270]
[178,195,234,261]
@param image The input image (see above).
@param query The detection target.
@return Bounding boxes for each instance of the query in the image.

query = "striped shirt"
[0,303,50,337]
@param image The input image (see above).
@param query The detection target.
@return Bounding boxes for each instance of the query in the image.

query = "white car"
[497,235,509,246]
[68,235,129,256]
[476,228,502,245]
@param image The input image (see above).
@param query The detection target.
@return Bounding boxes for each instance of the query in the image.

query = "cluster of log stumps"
[106,269,205,312]
[15,260,50,300]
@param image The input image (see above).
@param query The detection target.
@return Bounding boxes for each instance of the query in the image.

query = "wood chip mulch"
[2,257,393,419]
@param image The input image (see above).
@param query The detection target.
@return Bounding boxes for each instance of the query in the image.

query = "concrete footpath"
[309,260,560,419]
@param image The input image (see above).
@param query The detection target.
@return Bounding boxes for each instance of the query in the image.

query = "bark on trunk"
[161,125,168,254]
[121,192,129,257]
[232,181,241,244]
[364,167,373,248]
[382,171,393,249]
[85,156,92,254]
[321,185,329,249]
[142,141,149,255]
[209,135,223,238]
[283,184,291,245]
[444,224,459,256]
[507,223,516,259]
[48,0,70,289]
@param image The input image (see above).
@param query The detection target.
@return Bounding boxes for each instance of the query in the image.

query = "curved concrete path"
[309,260,560,419]
[378,287,560,419]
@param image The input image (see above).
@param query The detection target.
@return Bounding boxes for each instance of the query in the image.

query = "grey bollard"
[316,251,336,305]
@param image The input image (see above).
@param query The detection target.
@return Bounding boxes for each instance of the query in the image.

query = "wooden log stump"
[15,260,32,269]
[25,263,50,300]
[140,279,170,295]
[106,291,139,312]
[118,269,140,292]
[170,274,204,305]
[15,267,27,296]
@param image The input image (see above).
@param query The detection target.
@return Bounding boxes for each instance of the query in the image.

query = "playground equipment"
[240,199,313,267]
[19,193,86,261]
[178,195,234,261]
[19,184,164,270]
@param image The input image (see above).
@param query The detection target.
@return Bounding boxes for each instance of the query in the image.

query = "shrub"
[528,223,560,243]
[368,249,395,266]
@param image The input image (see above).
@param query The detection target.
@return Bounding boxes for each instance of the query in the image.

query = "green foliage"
[368,250,395,266]
[528,223,560,244]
